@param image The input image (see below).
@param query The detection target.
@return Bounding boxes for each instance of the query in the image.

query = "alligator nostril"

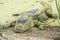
[15,27,24,33]
[16,28,21,30]
[13,13,20,16]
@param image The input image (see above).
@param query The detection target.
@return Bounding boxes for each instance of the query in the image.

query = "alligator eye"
[26,9,38,15]
[18,17,28,24]
[13,13,20,16]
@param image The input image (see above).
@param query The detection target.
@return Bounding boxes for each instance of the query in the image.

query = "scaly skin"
[14,1,55,32]
[14,13,34,33]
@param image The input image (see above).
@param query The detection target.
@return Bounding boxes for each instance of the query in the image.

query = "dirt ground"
[0,26,60,40]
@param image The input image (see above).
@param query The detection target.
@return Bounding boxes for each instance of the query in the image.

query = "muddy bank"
[0,26,60,40]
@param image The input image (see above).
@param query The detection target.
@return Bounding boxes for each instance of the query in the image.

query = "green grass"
[55,0,60,17]
[55,0,60,23]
